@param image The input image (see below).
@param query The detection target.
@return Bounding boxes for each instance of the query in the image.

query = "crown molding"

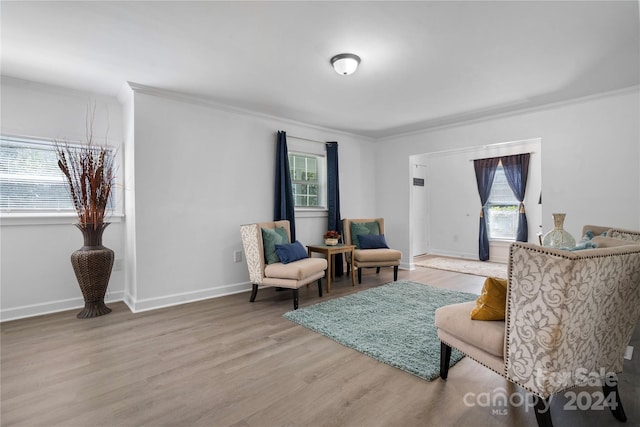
[125,82,376,143]
[378,85,640,142]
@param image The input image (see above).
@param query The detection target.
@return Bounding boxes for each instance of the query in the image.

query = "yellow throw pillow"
[470,277,508,321]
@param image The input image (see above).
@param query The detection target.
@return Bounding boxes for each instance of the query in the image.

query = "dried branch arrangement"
[55,108,115,229]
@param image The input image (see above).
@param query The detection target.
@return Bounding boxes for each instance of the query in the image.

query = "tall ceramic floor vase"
[71,223,113,319]
[542,213,576,248]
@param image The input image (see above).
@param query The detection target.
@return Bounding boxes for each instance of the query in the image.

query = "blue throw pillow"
[358,234,389,249]
[275,241,308,264]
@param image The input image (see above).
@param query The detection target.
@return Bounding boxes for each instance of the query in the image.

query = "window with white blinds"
[486,162,519,240]
[0,136,115,213]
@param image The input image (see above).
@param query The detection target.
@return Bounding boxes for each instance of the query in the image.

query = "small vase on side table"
[71,223,114,318]
[542,213,576,249]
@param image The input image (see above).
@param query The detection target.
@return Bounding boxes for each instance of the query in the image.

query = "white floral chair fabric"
[582,224,640,242]
[435,233,640,427]
[240,220,327,310]
[608,228,640,242]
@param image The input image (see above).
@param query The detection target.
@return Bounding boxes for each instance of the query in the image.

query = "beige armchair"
[342,218,402,284]
[435,237,640,427]
[240,220,327,310]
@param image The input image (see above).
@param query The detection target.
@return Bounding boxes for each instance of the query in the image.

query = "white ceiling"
[2,1,639,138]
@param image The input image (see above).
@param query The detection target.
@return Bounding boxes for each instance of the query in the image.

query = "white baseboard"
[0,291,124,322]
[400,261,414,271]
[426,249,479,260]
[425,246,510,264]
[2,282,253,321]
[625,346,633,360]
[124,281,252,313]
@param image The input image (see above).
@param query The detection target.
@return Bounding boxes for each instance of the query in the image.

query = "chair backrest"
[342,218,385,246]
[505,241,640,398]
[240,220,291,284]
[581,224,611,238]
[581,225,640,242]
[608,227,640,242]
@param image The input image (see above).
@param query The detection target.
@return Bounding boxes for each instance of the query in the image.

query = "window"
[0,136,117,215]
[288,152,326,208]
[486,162,519,240]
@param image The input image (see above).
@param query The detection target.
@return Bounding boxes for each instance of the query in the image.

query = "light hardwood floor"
[2,264,638,427]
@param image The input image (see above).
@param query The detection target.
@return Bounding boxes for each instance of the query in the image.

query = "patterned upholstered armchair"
[582,225,640,243]
[435,238,640,427]
[240,220,327,310]
[342,218,402,284]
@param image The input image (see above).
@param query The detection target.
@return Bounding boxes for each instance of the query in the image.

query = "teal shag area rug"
[283,280,478,381]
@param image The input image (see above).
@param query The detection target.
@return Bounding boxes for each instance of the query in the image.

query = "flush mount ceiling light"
[330,53,361,75]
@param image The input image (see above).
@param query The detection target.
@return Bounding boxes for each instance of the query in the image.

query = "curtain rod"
[288,134,327,145]
[469,151,534,162]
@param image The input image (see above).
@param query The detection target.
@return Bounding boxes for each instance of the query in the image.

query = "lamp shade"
[331,53,360,75]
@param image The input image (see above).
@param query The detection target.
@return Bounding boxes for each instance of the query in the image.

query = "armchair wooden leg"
[292,289,299,310]
[393,265,398,281]
[440,342,452,379]
[533,396,553,427]
[357,267,362,284]
[250,284,258,302]
[603,374,627,422]
[317,279,323,297]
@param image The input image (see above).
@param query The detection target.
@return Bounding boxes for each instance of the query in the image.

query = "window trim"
[0,212,124,227]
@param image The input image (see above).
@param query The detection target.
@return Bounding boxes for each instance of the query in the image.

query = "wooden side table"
[307,244,356,293]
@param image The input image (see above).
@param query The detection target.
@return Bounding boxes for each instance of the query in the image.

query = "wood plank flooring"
[2,264,638,427]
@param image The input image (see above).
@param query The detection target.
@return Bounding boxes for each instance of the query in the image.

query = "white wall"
[0,77,126,320]
[1,79,375,319]
[377,89,640,268]
[121,85,375,312]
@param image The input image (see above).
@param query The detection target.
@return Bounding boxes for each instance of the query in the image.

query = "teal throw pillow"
[351,221,380,249]
[262,227,289,264]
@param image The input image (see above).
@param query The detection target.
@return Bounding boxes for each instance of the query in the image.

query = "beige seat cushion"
[264,257,327,280]
[435,301,505,358]
[354,248,402,263]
